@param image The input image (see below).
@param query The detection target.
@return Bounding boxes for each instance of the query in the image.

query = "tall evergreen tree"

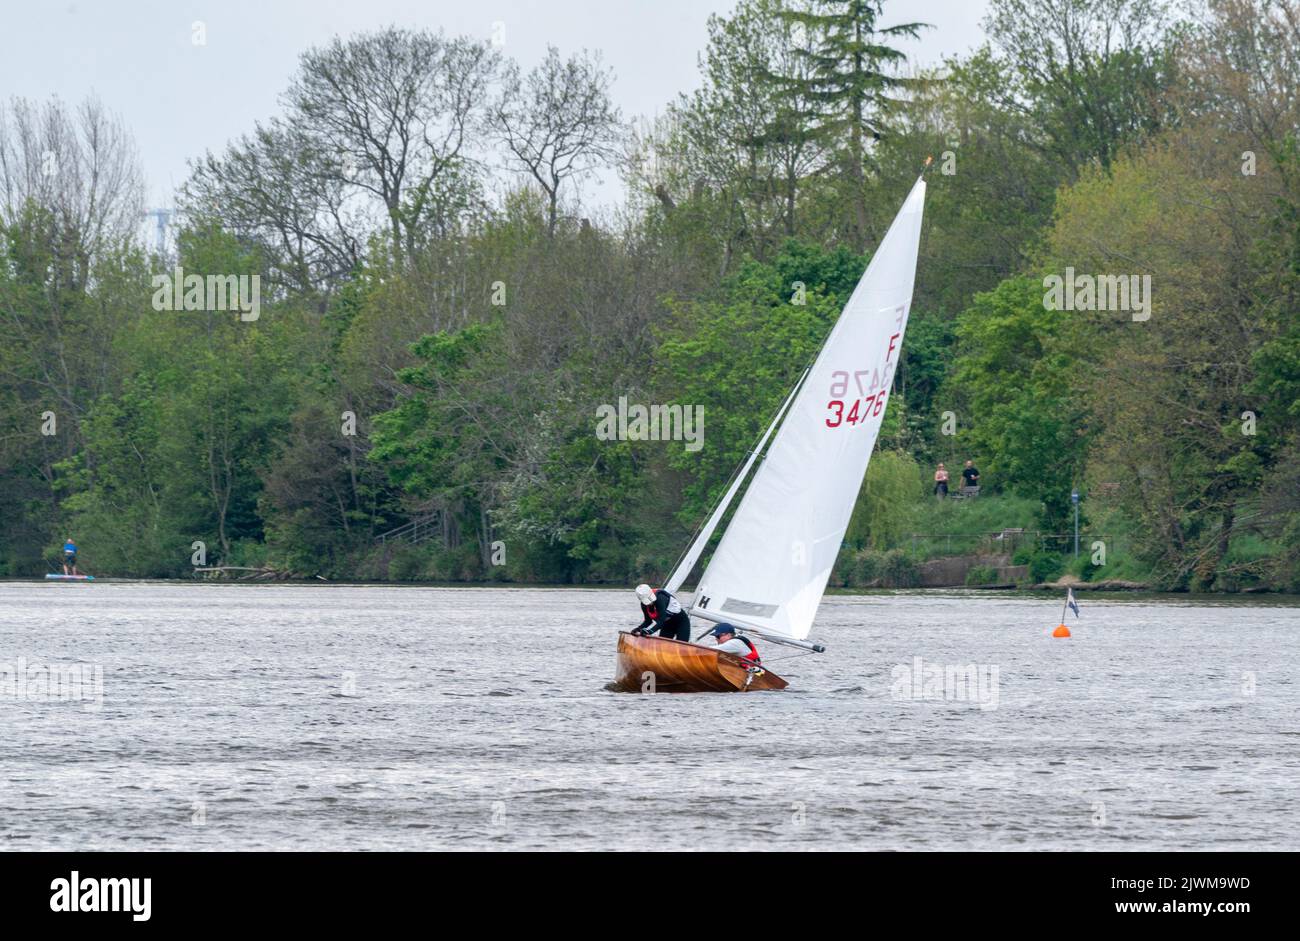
[770,0,928,246]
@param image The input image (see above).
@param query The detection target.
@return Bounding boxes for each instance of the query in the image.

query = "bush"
[424,543,485,581]
[882,549,920,587]
[386,545,428,581]
[831,551,855,587]
[851,550,883,586]
[847,548,918,588]
[965,565,998,586]
[1027,550,1064,583]
[1216,533,1279,591]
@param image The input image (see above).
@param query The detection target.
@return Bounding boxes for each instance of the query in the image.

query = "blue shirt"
[64,542,77,554]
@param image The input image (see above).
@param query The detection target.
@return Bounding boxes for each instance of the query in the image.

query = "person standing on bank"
[962,460,981,489]
[933,463,949,497]
[632,584,692,641]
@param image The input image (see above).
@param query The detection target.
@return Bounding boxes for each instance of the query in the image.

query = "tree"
[878,50,1064,316]
[183,123,361,297]
[654,241,865,523]
[183,27,497,294]
[845,449,923,549]
[0,97,146,573]
[771,0,929,246]
[982,0,1181,174]
[1046,124,1276,588]
[943,276,1091,534]
[648,0,827,269]
[492,47,624,237]
[0,96,144,271]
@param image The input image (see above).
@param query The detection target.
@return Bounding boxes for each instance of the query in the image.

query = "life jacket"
[736,635,760,664]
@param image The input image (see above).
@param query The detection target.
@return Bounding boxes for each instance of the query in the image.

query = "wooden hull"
[608,631,789,693]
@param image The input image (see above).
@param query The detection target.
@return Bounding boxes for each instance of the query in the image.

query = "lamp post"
[1071,489,1080,557]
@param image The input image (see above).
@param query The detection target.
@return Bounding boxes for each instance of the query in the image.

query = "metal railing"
[902,531,1114,557]
[905,530,1037,556]
[376,513,442,546]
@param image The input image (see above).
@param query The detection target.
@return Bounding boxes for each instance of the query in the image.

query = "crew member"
[632,583,691,641]
[697,623,760,663]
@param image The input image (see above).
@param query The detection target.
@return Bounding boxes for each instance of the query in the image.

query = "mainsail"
[683,176,927,642]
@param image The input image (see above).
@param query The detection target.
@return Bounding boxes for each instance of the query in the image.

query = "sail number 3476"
[825,333,901,428]
[826,391,885,427]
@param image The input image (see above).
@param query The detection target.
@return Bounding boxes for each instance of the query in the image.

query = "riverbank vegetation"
[2,0,1298,591]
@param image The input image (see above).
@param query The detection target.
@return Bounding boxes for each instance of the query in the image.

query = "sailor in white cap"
[631,583,691,641]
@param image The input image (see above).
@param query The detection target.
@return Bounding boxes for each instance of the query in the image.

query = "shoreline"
[7,576,1300,604]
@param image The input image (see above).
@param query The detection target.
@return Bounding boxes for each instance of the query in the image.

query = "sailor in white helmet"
[631,583,691,641]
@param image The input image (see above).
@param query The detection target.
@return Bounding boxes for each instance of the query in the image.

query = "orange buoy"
[1052,624,1071,638]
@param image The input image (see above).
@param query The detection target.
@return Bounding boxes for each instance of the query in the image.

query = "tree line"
[1,0,1297,591]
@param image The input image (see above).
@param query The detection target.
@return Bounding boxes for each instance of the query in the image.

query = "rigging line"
[759,649,817,664]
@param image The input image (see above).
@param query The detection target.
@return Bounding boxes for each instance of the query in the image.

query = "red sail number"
[826,392,885,428]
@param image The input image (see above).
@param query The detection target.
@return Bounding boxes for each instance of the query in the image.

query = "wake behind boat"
[611,168,929,693]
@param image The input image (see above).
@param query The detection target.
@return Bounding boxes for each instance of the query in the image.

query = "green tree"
[772,0,929,246]
[944,276,1091,533]
[655,240,864,523]
[982,0,1181,175]
[845,449,923,549]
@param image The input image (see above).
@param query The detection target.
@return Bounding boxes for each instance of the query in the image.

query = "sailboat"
[611,171,928,693]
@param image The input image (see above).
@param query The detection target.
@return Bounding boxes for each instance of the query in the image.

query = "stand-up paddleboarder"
[62,538,80,576]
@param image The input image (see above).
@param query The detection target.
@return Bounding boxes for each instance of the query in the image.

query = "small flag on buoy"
[1054,587,1079,637]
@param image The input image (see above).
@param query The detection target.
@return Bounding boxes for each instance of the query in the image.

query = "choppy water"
[1,582,1296,850]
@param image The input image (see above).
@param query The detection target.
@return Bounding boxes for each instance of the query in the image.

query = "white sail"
[690,177,927,641]
[665,369,808,595]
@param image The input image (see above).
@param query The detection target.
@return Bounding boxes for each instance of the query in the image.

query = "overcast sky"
[3,0,991,211]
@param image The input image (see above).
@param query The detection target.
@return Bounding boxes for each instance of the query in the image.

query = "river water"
[1,582,1296,850]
